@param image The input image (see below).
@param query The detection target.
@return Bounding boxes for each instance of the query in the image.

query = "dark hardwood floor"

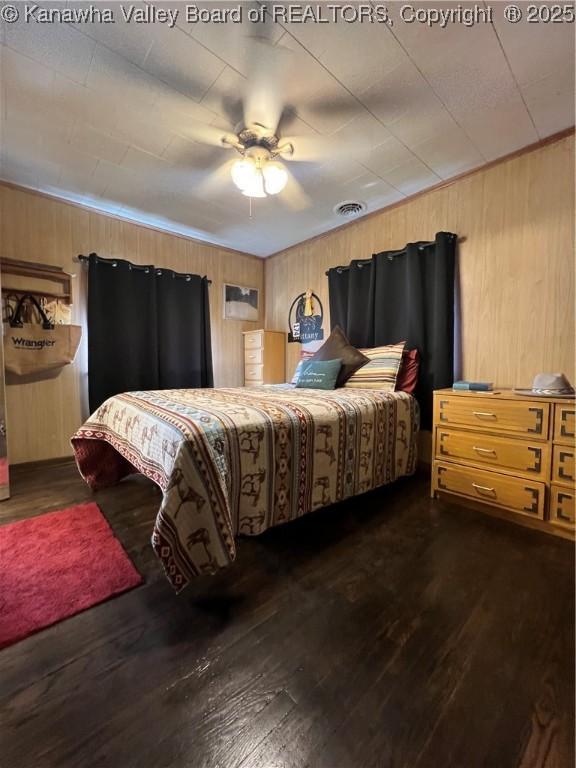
[0,460,574,768]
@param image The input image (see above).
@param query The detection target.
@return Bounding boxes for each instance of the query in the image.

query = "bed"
[72,386,419,591]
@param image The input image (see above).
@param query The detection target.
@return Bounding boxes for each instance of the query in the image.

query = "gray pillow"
[295,359,342,390]
[310,326,369,387]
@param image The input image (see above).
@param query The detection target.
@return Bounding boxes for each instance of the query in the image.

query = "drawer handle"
[473,446,496,456]
[558,452,574,481]
[248,353,256,359]
[473,411,496,419]
[472,482,496,496]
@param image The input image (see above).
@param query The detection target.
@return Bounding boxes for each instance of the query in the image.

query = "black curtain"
[328,258,375,348]
[327,231,457,427]
[156,270,213,390]
[88,254,213,412]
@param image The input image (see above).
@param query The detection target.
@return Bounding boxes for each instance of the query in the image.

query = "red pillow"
[396,348,419,394]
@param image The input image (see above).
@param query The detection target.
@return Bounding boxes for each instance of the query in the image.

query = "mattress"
[72,385,419,591]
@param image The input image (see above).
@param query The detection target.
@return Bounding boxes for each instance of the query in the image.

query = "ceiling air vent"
[334,200,367,218]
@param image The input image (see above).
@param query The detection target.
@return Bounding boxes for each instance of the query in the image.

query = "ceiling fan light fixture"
[231,158,258,191]
[241,171,266,198]
[262,162,288,195]
[230,146,288,200]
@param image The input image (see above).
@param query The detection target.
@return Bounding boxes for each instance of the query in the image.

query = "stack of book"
[452,381,493,391]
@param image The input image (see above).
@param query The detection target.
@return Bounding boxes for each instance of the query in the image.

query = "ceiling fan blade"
[243,38,289,133]
[221,95,245,130]
[310,93,391,119]
[182,120,237,148]
[277,135,342,163]
[305,95,363,119]
[275,105,300,137]
[279,169,312,210]
[279,128,383,163]
[193,159,237,198]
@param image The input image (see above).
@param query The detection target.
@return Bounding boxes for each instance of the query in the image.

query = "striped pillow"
[344,341,406,390]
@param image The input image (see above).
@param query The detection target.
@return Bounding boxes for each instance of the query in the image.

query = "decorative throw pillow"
[295,359,342,390]
[290,349,316,384]
[291,360,305,385]
[344,341,406,390]
[310,326,369,387]
[396,348,420,394]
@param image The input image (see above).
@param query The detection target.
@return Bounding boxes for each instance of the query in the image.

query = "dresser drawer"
[434,461,545,519]
[244,347,263,365]
[436,429,549,480]
[244,332,263,350]
[245,364,264,382]
[436,396,549,439]
[549,485,575,530]
[552,444,575,487]
[554,404,575,444]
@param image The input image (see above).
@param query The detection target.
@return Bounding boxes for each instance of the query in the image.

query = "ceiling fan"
[85,17,368,210]
[179,36,365,210]
[221,124,295,199]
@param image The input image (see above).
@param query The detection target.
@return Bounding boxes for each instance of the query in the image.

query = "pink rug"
[0,502,142,649]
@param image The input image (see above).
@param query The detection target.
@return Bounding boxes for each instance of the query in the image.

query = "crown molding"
[0,179,263,263]
[265,126,575,260]
[1,126,573,262]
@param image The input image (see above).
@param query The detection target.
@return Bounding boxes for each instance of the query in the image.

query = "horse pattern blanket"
[72,386,418,591]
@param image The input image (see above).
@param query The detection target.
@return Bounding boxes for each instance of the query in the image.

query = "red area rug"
[0,502,142,649]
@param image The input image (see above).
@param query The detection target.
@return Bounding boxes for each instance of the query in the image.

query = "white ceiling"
[0,1,573,257]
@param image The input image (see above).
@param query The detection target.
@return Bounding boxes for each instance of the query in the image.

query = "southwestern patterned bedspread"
[72,386,418,591]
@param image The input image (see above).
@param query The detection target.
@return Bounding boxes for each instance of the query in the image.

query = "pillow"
[310,326,369,387]
[295,359,342,390]
[291,359,305,385]
[344,341,406,390]
[290,350,316,384]
[396,348,420,394]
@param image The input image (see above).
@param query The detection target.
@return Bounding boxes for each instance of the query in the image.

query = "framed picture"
[223,283,259,321]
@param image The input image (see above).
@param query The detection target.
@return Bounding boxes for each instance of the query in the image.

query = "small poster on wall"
[223,283,259,321]
[288,290,324,343]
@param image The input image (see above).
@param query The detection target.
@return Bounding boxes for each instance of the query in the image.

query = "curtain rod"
[75,253,212,285]
[324,235,463,276]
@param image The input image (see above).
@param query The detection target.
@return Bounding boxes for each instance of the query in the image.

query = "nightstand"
[431,388,575,539]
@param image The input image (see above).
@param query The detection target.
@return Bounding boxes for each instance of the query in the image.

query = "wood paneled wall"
[0,184,264,464]
[265,135,575,395]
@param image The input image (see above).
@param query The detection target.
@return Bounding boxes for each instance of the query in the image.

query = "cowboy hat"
[514,372,575,398]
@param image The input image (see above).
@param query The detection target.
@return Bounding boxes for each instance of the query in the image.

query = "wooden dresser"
[242,330,286,385]
[431,389,575,539]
